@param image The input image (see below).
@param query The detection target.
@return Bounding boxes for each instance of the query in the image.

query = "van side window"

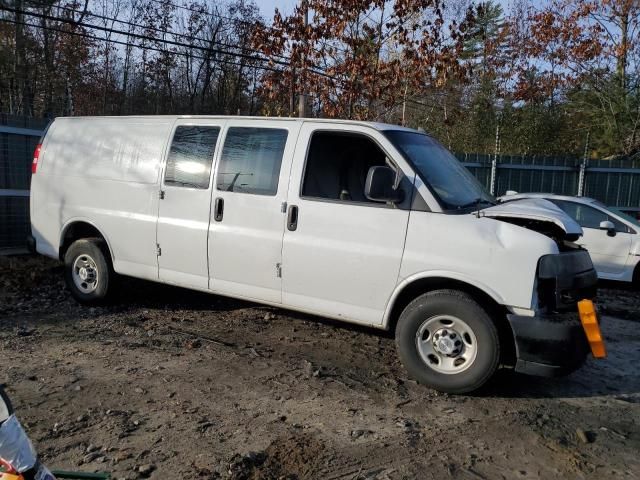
[165,126,220,189]
[216,128,288,195]
[301,132,388,203]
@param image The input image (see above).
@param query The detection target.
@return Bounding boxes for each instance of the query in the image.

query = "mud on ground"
[1,256,639,479]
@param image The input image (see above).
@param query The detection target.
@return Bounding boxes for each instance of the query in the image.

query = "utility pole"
[298,0,308,118]
[401,82,408,126]
[290,67,296,117]
[490,118,501,196]
[64,76,74,116]
[578,130,590,197]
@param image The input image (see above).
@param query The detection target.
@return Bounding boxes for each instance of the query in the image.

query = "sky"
[257,1,538,22]
[258,0,298,19]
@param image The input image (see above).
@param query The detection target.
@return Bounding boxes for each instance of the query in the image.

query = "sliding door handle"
[214,197,224,222]
[287,205,298,231]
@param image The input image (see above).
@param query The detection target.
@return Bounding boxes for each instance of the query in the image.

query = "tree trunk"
[617,4,629,91]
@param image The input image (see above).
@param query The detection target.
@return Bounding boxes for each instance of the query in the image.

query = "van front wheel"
[395,289,500,394]
[64,238,114,303]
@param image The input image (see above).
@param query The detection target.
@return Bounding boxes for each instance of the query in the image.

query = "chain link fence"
[1,115,640,251]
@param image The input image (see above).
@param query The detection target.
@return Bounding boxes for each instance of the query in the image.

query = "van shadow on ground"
[112,277,640,401]
[3,254,636,402]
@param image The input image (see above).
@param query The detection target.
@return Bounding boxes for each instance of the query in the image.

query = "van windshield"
[385,130,495,211]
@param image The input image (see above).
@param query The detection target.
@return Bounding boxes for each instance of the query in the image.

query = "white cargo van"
[29,116,603,393]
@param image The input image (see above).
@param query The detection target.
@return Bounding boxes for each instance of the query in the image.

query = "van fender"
[59,217,116,262]
[382,270,506,330]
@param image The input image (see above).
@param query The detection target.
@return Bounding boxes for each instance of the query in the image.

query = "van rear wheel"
[395,289,500,394]
[64,238,114,303]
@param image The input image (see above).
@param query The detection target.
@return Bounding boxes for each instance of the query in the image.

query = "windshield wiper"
[456,198,495,210]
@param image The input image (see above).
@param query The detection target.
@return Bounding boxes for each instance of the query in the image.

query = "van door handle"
[287,205,298,231]
[214,197,224,222]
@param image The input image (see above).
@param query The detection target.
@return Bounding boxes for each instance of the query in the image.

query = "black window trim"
[298,128,409,209]
[215,125,290,197]
[162,123,222,190]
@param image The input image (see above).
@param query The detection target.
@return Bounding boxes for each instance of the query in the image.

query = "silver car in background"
[501,193,640,287]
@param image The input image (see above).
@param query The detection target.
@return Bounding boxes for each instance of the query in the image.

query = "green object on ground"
[51,471,110,480]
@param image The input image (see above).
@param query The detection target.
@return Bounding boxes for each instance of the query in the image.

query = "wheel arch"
[383,272,516,365]
[59,219,115,263]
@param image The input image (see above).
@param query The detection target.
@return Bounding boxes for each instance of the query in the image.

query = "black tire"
[64,238,114,304]
[634,264,640,291]
[395,289,500,394]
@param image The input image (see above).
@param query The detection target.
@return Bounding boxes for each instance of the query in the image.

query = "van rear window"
[216,128,288,196]
[165,126,220,189]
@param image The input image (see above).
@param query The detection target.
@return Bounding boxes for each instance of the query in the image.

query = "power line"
[1,6,280,67]
[6,10,566,133]
[0,16,286,75]
[146,0,261,30]
[27,0,262,30]
[0,5,335,79]
[21,0,372,80]
[142,0,348,70]
[26,0,295,64]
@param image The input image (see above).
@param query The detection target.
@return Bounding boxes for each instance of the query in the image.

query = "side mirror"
[365,166,404,203]
[0,385,13,423]
[599,220,616,237]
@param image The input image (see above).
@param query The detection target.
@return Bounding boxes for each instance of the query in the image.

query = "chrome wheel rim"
[72,254,99,293]
[415,315,478,375]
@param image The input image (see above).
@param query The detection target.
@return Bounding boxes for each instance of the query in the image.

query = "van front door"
[156,120,224,289]
[281,124,412,325]
[208,121,299,303]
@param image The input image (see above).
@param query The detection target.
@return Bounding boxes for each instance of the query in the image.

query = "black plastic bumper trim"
[537,250,597,311]
[507,311,590,377]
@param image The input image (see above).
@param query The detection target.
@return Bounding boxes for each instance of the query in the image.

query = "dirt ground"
[1,255,639,480]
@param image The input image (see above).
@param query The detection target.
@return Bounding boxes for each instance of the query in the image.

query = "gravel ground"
[1,255,639,479]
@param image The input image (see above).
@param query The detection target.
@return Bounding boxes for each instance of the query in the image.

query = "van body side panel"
[42,118,168,183]
[30,117,174,280]
[400,209,558,311]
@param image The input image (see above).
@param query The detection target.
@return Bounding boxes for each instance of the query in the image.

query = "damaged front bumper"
[507,311,591,377]
[507,249,599,377]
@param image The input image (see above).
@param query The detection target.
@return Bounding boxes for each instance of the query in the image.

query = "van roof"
[53,115,420,133]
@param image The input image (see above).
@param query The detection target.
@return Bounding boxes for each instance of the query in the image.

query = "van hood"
[480,198,583,240]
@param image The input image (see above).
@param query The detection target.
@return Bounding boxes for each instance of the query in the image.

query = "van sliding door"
[156,119,225,289]
[208,120,299,303]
